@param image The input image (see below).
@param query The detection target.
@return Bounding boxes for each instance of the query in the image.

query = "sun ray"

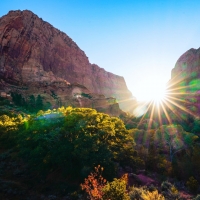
[166,71,188,88]
[160,100,172,124]
[161,98,184,122]
[166,95,190,104]
[148,101,156,130]
[165,97,196,117]
[157,99,163,128]
[129,67,199,133]
[137,101,154,128]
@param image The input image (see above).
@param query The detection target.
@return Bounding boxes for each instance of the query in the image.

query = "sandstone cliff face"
[0,10,132,109]
[170,48,200,116]
[171,48,200,79]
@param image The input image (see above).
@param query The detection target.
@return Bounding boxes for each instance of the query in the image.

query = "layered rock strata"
[0,10,133,113]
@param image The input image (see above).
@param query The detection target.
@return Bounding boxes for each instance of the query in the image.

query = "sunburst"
[132,72,199,131]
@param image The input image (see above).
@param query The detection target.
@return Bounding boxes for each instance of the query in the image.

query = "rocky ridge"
[170,48,200,116]
[0,10,134,115]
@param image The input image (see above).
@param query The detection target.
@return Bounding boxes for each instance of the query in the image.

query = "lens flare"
[151,85,167,105]
[129,70,199,131]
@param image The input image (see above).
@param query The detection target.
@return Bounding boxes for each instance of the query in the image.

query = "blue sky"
[1,0,200,100]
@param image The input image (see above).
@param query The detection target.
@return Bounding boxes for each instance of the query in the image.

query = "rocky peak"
[170,48,200,116]
[171,48,200,79]
[0,10,134,114]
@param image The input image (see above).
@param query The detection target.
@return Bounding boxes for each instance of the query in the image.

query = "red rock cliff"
[171,48,200,79]
[0,10,132,109]
[170,48,200,116]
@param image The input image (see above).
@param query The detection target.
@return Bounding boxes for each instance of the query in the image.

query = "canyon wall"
[170,48,200,116]
[0,10,132,110]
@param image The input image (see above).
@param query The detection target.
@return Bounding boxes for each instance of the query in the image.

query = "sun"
[132,72,198,130]
[132,78,168,117]
[134,78,167,104]
[150,85,167,104]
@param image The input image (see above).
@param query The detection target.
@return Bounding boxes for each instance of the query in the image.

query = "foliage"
[129,186,146,200]
[0,114,26,148]
[161,181,180,200]
[129,186,164,200]
[61,107,137,178]
[102,174,130,200]
[81,168,130,200]
[192,119,200,135]
[155,124,198,162]
[0,104,200,197]
[13,107,140,181]
[11,92,45,112]
[191,144,200,177]
[81,165,106,200]
[141,190,165,200]
[186,176,199,193]
[194,194,200,200]
[36,94,43,110]
[0,96,10,106]
[156,158,173,176]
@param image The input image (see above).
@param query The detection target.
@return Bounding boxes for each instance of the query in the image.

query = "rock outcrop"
[0,10,133,113]
[171,48,200,80]
[0,79,121,116]
[170,48,200,116]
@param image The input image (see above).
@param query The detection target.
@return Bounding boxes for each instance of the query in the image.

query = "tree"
[155,124,198,162]
[11,92,23,106]
[44,101,52,110]
[192,119,200,136]
[81,165,106,200]
[81,166,130,200]
[36,95,43,111]
[28,95,36,112]
[102,174,130,200]
[62,107,134,179]
[17,107,136,181]
[191,144,200,177]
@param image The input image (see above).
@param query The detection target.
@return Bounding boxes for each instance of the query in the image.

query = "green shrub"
[129,186,146,200]
[129,186,165,200]
[102,174,130,200]
[194,194,200,200]
[142,190,165,200]
[161,181,180,200]
[161,181,173,191]
[148,184,157,192]
[187,177,199,193]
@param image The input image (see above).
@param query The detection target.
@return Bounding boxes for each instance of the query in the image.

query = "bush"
[194,194,200,200]
[129,186,146,200]
[187,177,199,193]
[102,174,130,200]
[148,184,157,192]
[161,181,180,200]
[129,186,164,200]
[81,171,130,200]
[81,165,106,200]
[142,190,165,200]
[161,181,173,191]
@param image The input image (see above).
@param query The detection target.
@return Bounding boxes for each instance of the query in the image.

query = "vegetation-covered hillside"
[0,98,200,199]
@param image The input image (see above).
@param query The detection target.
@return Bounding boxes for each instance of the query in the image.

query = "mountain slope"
[170,48,200,116]
[0,10,133,111]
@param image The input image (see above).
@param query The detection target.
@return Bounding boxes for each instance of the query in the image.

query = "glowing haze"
[1,0,200,103]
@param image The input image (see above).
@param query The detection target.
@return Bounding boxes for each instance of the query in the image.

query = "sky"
[1,0,200,101]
